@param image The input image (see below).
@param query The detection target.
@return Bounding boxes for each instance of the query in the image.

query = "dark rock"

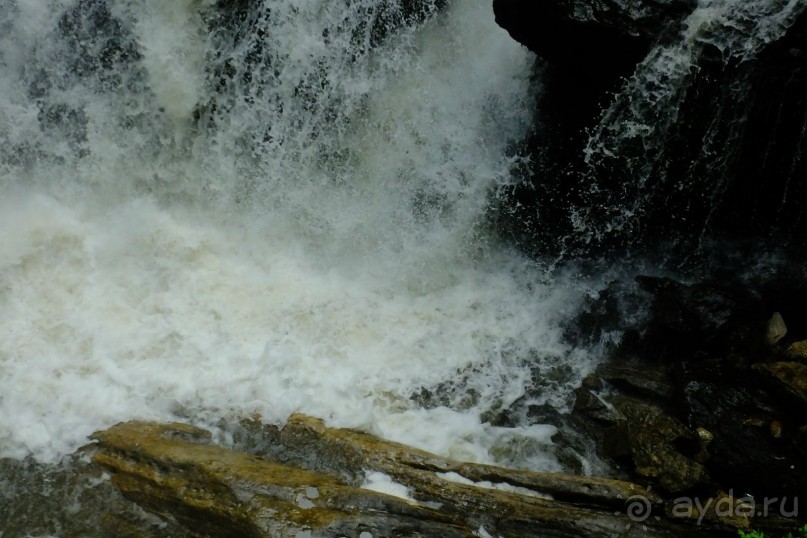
[677,359,807,500]
[492,0,694,82]
[0,451,188,538]
[598,358,674,403]
[568,272,807,518]
[490,0,694,263]
[492,0,807,268]
[603,395,708,493]
[574,378,619,424]
[680,11,807,257]
[753,361,807,413]
[566,279,647,348]
[627,276,767,363]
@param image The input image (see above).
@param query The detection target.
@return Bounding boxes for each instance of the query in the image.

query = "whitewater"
[0,0,596,468]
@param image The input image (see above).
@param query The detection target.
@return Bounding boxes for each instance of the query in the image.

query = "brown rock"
[93,421,468,538]
[90,417,729,537]
[786,339,807,360]
[753,361,807,409]
[696,427,714,448]
[770,420,784,439]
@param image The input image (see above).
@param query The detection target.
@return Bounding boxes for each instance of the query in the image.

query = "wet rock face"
[603,395,708,493]
[493,0,807,267]
[679,359,807,501]
[88,416,732,538]
[570,274,807,516]
[492,0,694,79]
[494,2,641,84]
[753,361,807,414]
[646,10,807,259]
[571,275,769,364]
[0,452,191,538]
[627,276,768,363]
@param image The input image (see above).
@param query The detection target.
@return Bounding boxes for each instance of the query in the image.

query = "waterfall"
[0,0,595,468]
[575,0,806,262]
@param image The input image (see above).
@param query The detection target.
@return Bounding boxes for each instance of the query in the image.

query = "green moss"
[738,524,807,538]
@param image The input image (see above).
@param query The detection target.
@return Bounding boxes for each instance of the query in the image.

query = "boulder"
[625,276,767,363]
[766,312,788,345]
[93,421,470,538]
[597,358,674,403]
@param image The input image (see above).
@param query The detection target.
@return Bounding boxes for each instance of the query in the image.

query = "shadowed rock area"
[80,414,746,537]
[564,274,807,536]
[492,0,807,268]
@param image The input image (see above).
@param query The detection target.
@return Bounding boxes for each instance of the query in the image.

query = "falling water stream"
[1,0,804,534]
[0,0,593,469]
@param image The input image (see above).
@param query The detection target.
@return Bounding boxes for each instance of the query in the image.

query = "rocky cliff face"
[493,0,695,80]
[493,0,807,269]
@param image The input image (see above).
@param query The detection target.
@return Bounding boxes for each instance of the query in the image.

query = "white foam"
[436,471,553,500]
[360,471,414,501]
[0,0,595,466]
[475,527,497,538]
[0,191,588,462]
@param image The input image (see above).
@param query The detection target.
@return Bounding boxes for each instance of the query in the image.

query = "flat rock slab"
[91,415,734,537]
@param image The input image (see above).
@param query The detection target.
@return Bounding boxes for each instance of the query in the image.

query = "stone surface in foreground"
[91,414,735,537]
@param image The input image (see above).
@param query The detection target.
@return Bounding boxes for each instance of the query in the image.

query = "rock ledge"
[90,414,735,537]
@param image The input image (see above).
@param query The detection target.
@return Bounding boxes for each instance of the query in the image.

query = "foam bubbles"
[0,0,594,468]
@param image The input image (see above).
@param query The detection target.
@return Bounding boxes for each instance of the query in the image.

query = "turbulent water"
[0,0,599,470]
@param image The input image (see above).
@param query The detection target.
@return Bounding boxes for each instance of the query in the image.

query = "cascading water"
[579,0,805,250]
[498,0,807,268]
[0,0,596,478]
[6,0,805,533]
